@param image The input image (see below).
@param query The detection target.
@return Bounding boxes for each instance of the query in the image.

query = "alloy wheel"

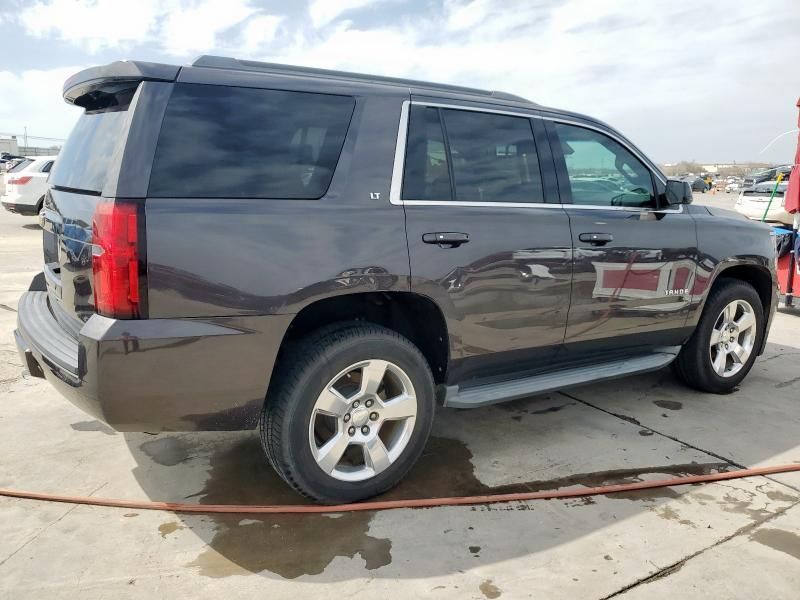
[308,359,417,482]
[708,299,757,378]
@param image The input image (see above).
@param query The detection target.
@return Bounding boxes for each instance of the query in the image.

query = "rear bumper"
[2,200,39,216]
[15,291,293,431]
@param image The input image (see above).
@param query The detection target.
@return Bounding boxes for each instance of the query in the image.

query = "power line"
[0,132,66,143]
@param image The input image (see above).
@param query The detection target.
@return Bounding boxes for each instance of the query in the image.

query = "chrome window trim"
[389,100,410,205]
[401,200,556,209]
[389,99,673,209]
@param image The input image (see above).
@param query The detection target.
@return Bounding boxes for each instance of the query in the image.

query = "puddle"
[159,521,185,538]
[653,400,683,411]
[188,436,390,579]
[139,437,190,466]
[479,579,502,598]
[183,434,730,579]
[750,528,800,560]
[656,505,696,527]
[70,420,116,435]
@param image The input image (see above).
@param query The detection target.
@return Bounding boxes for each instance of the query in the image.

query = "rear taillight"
[92,201,142,319]
[8,176,32,185]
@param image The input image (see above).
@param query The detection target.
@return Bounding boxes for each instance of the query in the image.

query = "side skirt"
[443,347,680,409]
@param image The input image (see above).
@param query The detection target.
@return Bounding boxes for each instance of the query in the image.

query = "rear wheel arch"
[272,291,450,386]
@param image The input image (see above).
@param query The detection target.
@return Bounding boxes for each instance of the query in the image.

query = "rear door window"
[148,84,356,199]
[401,105,544,203]
[442,109,544,203]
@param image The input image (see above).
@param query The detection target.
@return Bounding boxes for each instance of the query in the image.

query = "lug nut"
[343,413,351,423]
[361,426,370,435]
[352,400,360,408]
[365,399,373,408]
[370,412,379,421]
[348,426,356,436]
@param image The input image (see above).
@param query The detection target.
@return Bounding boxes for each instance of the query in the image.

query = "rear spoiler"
[63,60,179,108]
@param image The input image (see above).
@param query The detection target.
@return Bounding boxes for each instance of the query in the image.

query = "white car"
[1,156,57,216]
[735,180,792,226]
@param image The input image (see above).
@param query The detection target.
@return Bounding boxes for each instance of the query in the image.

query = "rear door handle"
[578,232,613,245]
[423,232,470,248]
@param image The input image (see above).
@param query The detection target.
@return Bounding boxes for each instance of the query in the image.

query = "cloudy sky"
[0,0,798,163]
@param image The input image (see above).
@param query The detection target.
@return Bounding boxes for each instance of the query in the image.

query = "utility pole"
[23,126,28,149]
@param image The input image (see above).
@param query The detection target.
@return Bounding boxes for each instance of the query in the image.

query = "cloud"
[160,0,259,56]
[18,0,164,53]
[0,66,84,140]
[308,0,377,29]
[16,0,264,56]
[238,15,284,54]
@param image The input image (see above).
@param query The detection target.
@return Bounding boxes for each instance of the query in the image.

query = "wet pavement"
[1,197,799,598]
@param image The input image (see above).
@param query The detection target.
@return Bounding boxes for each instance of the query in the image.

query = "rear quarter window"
[49,109,129,192]
[148,84,356,199]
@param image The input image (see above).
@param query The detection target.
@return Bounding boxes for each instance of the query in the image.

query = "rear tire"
[260,322,435,504]
[673,279,764,393]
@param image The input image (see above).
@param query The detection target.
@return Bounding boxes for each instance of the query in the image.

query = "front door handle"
[423,232,470,248]
[579,232,613,245]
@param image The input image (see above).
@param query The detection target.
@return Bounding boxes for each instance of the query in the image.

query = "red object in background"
[777,252,798,295]
[785,96,800,214]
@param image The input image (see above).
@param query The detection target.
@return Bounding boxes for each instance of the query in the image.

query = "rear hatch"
[42,60,179,334]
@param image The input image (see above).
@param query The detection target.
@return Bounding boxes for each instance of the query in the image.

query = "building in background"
[0,136,20,155]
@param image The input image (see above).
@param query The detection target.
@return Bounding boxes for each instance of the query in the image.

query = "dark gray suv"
[15,56,777,503]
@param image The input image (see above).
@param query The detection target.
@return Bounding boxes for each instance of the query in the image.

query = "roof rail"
[192,55,535,105]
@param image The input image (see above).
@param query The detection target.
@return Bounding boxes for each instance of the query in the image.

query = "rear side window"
[148,84,355,199]
[401,104,543,203]
[40,161,54,173]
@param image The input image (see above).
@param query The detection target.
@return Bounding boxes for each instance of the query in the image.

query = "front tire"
[261,323,435,503]
[673,279,764,393]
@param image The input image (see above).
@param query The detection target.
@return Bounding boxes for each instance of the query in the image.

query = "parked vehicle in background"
[735,179,793,225]
[14,56,778,504]
[743,165,792,188]
[725,181,740,193]
[685,176,709,192]
[1,155,56,215]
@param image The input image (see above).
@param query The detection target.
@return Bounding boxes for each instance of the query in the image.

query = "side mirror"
[666,179,693,205]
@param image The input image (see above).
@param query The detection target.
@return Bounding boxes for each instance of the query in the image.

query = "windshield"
[8,159,33,173]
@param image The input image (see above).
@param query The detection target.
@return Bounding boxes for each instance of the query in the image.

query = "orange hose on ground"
[1,463,799,514]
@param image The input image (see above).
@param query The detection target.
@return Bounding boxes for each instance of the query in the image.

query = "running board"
[443,348,680,409]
